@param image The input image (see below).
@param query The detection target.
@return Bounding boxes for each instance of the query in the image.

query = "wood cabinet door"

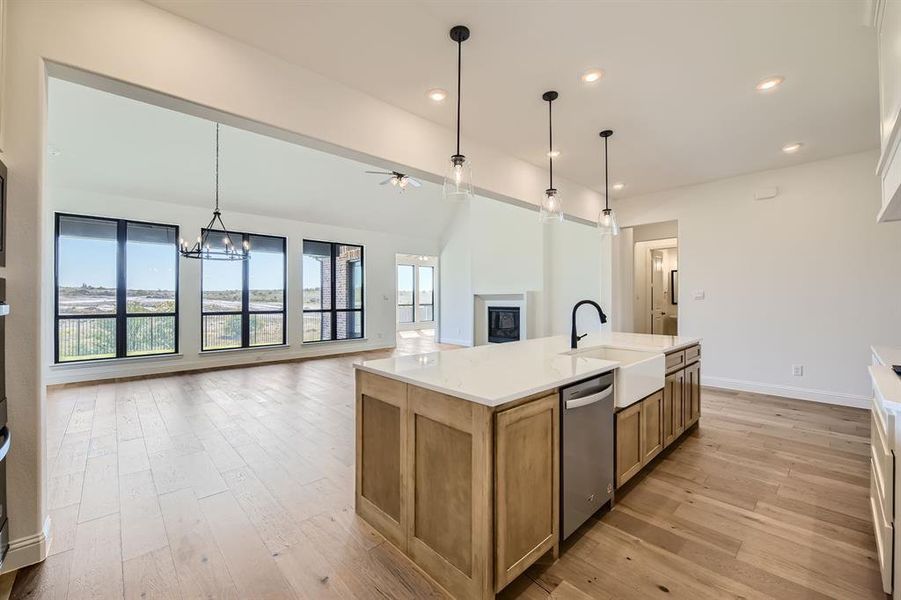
[673,369,685,436]
[495,394,558,591]
[663,371,682,446]
[356,371,406,548]
[640,390,664,464]
[616,403,643,487]
[684,362,701,425]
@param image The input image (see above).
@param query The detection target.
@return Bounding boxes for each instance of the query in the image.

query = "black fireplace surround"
[488,306,520,343]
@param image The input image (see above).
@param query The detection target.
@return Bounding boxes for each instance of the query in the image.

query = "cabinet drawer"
[871,409,894,520]
[684,345,701,365]
[871,461,894,594]
[665,351,685,374]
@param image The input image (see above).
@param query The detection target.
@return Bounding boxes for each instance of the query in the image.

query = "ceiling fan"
[365,170,421,190]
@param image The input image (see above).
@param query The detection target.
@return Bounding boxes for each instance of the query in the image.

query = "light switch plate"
[693,290,706,300]
[792,365,804,376]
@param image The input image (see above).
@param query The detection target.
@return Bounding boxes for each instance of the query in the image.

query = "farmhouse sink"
[564,346,665,408]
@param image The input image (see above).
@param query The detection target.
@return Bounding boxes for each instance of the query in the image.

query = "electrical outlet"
[693,290,706,300]
[792,365,804,377]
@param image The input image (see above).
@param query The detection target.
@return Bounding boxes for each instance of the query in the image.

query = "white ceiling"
[146,0,879,199]
[46,78,458,238]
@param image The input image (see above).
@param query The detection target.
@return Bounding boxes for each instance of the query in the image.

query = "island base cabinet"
[494,394,558,591]
[641,390,664,464]
[356,372,405,548]
[615,403,643,487]
[406,385,494,600]
[685,362,701,426]
[356,371,559,599]
[616,345,702,490]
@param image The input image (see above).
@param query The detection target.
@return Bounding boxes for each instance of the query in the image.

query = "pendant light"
[597,129,620,236]
[539,91,564,223]
[179,123,249,260]
[443,25,473,201]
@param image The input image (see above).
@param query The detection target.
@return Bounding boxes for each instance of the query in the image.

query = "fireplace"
[487,306,521,343]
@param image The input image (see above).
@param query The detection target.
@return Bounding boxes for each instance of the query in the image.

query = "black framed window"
[55,214,178,363]
[303,240,364,342]
[418,265,434,322]
[201,231,286,351]
[397,264,414,323]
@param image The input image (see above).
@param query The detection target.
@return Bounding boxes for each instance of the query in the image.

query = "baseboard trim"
[45,341,396,386]
[704,376,871,409]
[437,337,472,347]
[1,515,51,574]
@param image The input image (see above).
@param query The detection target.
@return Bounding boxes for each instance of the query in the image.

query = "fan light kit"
[365,170,421,190]
[180,123,249,260]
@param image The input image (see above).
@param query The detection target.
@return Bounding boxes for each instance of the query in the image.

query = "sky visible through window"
[58,237,286,292]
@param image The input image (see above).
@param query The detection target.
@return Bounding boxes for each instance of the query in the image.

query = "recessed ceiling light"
[547,150,560,158]
[756,76,784,92]
[782,142,803,154]
[427,88,447,102]
[613,182,625,191]
[581,69,604,84]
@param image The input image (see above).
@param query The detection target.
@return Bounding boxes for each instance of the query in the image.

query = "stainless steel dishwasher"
[560,372,615,541]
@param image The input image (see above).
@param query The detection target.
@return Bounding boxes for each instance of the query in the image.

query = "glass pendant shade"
[598,207,620,236]
[539,189,564,223]
[443,155,473,201]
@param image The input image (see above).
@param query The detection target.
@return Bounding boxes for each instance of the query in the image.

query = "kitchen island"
[353,332,701,599]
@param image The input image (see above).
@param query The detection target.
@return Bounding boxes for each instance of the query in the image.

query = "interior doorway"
[648,246,678,334]
[613,220,678,335]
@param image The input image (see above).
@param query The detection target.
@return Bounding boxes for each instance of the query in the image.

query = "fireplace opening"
[488,306,521,344]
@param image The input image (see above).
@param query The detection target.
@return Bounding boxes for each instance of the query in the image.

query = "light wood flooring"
[12,332,883,599]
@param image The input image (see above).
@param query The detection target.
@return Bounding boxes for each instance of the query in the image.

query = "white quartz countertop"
[354,332,701,407]
[873,345,901,369]
[872,345,901,410]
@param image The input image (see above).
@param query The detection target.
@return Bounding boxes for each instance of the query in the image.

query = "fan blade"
[379,178,393,185]
[365,170,393,175]
[408,178,422,188]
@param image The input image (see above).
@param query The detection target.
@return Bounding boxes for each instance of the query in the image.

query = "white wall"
[544,219,610,336]
[438,202,473,346]
[44,188,438,384]
[470,196,544,295]
[440,194,609,345]
[614,150,901,406]
[0,0,605,568]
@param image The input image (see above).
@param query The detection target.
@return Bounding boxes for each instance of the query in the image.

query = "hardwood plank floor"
[12,331,883,599]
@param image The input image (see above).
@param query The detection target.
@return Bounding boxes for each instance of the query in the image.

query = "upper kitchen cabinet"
[876,0,901,222]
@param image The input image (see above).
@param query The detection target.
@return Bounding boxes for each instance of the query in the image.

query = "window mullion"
[242,233,251,348]
[116,219,128,358]
[331,242,338,341]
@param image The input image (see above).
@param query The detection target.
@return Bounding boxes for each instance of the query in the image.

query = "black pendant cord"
[215,123,220,213]
[548,99,553,190]
[599,129,613,211]
[604,134,608,210]
[455,36,462,157]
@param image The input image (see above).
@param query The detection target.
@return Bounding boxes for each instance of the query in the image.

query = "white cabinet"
[875,0,901,222]
[869,346,901,597]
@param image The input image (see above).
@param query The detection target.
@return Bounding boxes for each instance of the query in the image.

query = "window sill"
[199,344,290,356]
[301,338,368,345]
[50,353,184,369]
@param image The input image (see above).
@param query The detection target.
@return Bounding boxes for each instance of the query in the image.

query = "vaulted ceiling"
[47,78,459,239]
